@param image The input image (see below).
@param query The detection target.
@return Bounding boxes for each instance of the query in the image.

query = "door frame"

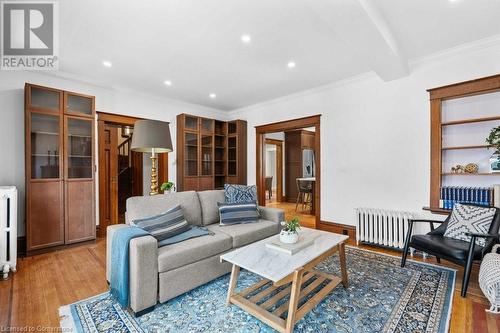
[96,112,168,236]
[256,115,321,228]
[264,138,283,202]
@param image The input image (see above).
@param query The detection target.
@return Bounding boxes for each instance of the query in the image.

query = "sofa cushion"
[157,230,232,273]
[207,219,280,248]
[131,205,190,241]
[224,184,258,204]
[197,190,225,225]
[218,201,260,226]
[126,191,203,226]
[444,203,496,247]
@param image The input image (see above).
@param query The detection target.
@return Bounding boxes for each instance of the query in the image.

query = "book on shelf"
[439,186,493,210]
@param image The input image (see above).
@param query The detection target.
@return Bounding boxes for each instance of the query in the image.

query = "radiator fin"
[355,208,414,250]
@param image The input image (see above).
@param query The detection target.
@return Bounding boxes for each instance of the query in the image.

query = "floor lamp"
[131,120,173,195]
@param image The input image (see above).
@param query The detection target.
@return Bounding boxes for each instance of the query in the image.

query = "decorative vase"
[280,230,299,244]
[490,151,500,173]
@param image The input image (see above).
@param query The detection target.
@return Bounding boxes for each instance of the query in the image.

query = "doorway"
[256,115,321,229]
[264,138,283,203]
[97,112,168,237]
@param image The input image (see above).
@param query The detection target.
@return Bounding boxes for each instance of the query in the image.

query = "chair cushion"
[197,190,225,225]
[131,205,190,242]
[411,234,484,263]
[126,191,203,226]
[208,219,280,248]
[444,203,496,247]
[224,184,258,204]
[218,201,260,226]
[157,229,232,272]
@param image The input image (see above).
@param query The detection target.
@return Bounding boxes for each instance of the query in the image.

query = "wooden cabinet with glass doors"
[25,83,96,254]
[176,114,247,191]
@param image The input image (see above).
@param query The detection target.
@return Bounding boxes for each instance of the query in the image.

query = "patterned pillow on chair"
[224,184,258,204]
[444,203,496,247]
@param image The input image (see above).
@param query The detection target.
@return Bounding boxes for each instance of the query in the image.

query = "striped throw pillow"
[218,201,260,226]
[131,205,190,241]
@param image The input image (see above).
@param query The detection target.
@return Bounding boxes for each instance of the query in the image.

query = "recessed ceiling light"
[164,80,172,86]
[102,60,112,68]
[287,61,296,69]
[209,93,216,99]
[241,34,251,43]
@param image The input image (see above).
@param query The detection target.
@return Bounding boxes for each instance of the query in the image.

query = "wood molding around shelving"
[428,74,500,210]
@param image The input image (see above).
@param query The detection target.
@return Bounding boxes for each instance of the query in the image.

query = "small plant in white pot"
[280,217,300,244]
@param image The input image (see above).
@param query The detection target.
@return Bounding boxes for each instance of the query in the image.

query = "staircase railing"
[118,137,132,175]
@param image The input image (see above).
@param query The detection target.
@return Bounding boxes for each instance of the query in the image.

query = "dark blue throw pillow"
[218,201,260,226]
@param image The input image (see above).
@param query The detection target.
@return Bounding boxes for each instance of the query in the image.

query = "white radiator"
[0,186,17,280]
[355,208,414,250]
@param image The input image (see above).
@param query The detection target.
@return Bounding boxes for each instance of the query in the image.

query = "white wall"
[230,40,500,226]
[0,71,228,236]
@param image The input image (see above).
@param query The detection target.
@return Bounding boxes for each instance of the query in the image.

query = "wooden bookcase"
[25,83,96,254]
[426,74,500,214]
[176,114,247,191]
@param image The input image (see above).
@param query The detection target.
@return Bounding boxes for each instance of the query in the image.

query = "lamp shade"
[131,120,173,153]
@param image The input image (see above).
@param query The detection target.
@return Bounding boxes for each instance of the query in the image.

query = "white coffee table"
[220,227,349,333]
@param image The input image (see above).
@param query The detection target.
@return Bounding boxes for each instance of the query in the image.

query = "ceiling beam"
[308,0,409,81]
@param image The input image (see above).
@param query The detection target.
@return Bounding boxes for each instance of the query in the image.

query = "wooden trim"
[96,111,141,125]
[441,116,500,126]
[318,221,356,241]
[430,99,442,209]
[255,115,321,133]
[428,74,500,100]
[264,138,283,202]
[256,115,321,228]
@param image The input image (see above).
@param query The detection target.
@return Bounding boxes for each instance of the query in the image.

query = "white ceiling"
[57,0,500,111]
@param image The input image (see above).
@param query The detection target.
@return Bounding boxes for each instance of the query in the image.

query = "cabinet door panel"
[30,113,61,179]
[65,92,94,117]
[65,180,95,243]
[28,86,62,113]
[66,117,94,179]
[28,181,64,250]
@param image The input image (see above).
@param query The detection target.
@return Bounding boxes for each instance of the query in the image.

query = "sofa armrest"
[129,235,158,313]
[259,206,285,223]
[106,224,158,314]
[106,224,130,282]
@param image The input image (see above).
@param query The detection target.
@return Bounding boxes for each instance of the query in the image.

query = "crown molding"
[230,33,500,115]
[34,70,229,118]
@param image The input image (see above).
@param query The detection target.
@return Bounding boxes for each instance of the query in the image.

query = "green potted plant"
[160,181,175,193]
[280,217,301,244]
[486,126,500,172]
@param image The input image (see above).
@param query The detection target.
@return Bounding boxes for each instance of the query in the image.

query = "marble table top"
[220,227,348,282]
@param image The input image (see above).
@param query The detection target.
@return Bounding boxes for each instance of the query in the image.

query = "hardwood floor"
[266,196,316,228]
[1,234,499,331]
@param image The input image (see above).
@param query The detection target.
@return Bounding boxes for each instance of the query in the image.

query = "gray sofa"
[106,189,284,314]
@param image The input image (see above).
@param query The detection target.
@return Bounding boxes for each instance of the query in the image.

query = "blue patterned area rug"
[60,247,455,333]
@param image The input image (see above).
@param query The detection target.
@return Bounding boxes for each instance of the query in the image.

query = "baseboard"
[17,236,26,257]
[318,221,356,241]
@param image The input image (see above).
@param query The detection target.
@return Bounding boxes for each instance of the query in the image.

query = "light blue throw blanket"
[110,225,212,308]
[110,226,149,308]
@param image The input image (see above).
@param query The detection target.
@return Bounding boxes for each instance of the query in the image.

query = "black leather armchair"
[401,206,500,297]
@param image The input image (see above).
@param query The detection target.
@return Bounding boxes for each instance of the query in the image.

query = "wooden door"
[98,122,118,237]
[64,116,95,243]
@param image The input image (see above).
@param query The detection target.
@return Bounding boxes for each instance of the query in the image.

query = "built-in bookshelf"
[426,74,500,214]
[176,114,247,191]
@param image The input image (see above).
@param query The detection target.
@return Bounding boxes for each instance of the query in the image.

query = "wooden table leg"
[285,269,304,333]
[226,264,240,306]
[338,242,348,288]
